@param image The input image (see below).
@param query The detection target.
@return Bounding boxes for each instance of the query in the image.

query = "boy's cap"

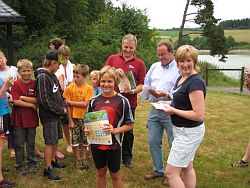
[45,49,61,61]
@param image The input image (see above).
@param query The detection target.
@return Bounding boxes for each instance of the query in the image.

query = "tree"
[178,0,228,58]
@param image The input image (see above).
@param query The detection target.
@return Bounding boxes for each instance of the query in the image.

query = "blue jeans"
[147,107,173,176]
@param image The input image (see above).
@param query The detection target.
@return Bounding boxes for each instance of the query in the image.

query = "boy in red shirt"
[10,59,39,175]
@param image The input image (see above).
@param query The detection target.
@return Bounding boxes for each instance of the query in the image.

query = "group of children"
[0,40,134,187]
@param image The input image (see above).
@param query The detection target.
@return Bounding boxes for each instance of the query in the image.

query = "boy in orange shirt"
[63,64,94,169]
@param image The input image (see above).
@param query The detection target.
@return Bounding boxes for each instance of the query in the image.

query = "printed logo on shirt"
[105,100,110,104]
[53,84,59,93]
[29,89,35,96]
[129,65,134,69]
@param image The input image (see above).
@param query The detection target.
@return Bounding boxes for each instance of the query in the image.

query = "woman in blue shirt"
[163,45,206,188]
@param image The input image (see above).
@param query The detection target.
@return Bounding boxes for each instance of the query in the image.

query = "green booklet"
[126,71,136,90]
[84,110,112,145]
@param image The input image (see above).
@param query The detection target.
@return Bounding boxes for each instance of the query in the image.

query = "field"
[3,91,250,188]
[224,29,250,43]
[157,29,250,43]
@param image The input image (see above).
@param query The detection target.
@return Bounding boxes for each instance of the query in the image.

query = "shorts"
[167,123,205,168]
[91,146,121,173]
[71,119,88,147]
[0,114,10,137]
[60,114,69,126]
[42,119,63,145]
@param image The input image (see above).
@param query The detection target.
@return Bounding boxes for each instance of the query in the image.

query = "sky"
[111,0,250,29]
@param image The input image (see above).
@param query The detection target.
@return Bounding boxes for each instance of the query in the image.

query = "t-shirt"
[88,93,134,150]
[10,80,39,128]
[63,83,94,119]
[94,87,102,96]
[0,66,18,116]
[0,78,10,116]
[171,74,206,128]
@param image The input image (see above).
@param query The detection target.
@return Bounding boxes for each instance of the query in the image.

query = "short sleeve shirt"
[10,80,39,128]
[171,74,206,127]
[105,53,146,108]
[63,83,94,119]
[88,93,134,150]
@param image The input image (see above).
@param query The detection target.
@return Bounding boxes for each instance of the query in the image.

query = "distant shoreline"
[199,49,250,55]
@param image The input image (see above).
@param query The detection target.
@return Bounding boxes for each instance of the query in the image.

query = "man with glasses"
[143,40,179,184]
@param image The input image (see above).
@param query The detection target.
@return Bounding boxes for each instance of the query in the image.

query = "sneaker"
[123,161,133,168]
[0,180,16,187]
[51,160,67,168]
[43,166,61,181]
[28,165,37,173]
[15,166,27,176]
[81,160,89,170]
[231,160,248,167]
[75,160,84,170]
[55,150,65,160]
[66,145,73,153]
[162,177,169,186]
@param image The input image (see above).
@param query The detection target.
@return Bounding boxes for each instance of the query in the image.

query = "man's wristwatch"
[131,89,136,95]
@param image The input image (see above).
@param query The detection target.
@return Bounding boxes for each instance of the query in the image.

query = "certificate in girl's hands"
[84,110,112,145]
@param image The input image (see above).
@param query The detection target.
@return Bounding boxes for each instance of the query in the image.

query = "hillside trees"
[219,18,250,29]
[178,0,228,58]
[1,0,156,69]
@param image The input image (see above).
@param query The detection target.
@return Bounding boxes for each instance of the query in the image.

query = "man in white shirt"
[144,41,179,182]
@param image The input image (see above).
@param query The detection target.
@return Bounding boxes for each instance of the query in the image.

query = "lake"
[198,54,250,79]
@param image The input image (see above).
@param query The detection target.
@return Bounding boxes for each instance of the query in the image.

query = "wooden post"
[240,67,245,93]
[205,63,208,87]
[6,23,14,66]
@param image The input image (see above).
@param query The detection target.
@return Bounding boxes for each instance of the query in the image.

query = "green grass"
[157,29,250,43]
[3,91,250,187]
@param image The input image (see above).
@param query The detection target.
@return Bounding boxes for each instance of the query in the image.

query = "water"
[198,54,250,79]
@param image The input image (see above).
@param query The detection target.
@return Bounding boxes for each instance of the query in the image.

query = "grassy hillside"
[3,91,250,187]
[157,29,250,43]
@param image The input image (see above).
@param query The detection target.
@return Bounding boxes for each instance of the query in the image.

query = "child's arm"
[0,77,13,98]
[13,99,37,111]
[20,96,37,104]
[66,105,75,128]
[66,100,89,108]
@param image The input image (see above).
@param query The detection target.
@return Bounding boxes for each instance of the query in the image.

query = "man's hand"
[116,68,125,77]
[149,89,167,98]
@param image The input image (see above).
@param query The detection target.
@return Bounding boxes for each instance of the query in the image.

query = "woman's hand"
[162,105,175,115]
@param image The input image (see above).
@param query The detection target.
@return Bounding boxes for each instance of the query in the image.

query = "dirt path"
[207,87,250,95]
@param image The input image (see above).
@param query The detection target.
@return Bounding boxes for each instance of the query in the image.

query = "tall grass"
[2,90,250,188]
